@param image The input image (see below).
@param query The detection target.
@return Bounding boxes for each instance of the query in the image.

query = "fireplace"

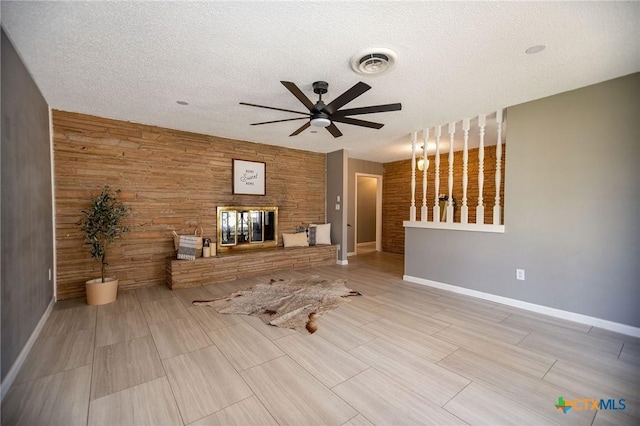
[216,206,278,254]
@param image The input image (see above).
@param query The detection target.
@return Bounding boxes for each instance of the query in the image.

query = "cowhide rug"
[192,276,361,333]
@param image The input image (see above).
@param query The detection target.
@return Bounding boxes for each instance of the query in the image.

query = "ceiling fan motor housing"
[312,101,327,113]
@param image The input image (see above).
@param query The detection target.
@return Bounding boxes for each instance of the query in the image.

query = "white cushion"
[282,232,309,247]
[315,223,331,245]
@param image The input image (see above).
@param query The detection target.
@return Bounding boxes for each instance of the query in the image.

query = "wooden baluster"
[461,118,470,224]
[447,122,456,223]
[433,125,441,223]
[493,110,503,225]
[410,131,417,221]
[476,114,486,224]
[421,128,429,222]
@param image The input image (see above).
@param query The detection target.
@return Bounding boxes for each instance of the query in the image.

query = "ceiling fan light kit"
[310,117,331,128]
[240,79,401,138]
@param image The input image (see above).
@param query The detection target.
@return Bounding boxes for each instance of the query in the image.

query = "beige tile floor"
[2,252,639,425]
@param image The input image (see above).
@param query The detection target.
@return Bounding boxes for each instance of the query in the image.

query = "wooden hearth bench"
[166,244,338,290]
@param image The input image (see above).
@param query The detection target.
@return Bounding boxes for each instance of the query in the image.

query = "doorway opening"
[354,173,382,254]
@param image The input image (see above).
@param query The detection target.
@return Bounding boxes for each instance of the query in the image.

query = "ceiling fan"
[240,81,402,138]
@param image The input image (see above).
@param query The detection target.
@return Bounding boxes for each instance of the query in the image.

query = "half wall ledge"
[404,221,505,233]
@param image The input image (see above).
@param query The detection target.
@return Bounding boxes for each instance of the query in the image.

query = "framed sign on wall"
[232,159,266,195]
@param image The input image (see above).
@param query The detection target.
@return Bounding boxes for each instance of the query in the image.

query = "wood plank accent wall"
[53,110,326,300]
[382,145,505,254]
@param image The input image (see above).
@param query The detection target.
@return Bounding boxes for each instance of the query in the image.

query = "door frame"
[354,173,383,253]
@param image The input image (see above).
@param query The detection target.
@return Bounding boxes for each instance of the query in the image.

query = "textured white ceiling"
[2,1,639,162]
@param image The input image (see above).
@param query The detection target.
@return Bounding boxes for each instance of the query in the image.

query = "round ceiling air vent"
[351,48,398,76]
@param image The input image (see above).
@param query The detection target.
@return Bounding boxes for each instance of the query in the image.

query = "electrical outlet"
[335,204,340,210]
[516,269,525,281]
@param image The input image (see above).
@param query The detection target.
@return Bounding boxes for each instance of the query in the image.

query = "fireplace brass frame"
[216,206,278,254]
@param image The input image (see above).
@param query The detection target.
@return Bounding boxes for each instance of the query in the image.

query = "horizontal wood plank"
[166,246,337,289]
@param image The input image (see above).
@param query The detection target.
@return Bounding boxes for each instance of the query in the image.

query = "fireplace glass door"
[217,206,278,253]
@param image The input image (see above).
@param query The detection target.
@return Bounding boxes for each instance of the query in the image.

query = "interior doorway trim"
[354,172,383,254]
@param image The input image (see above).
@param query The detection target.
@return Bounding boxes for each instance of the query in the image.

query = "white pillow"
[315,223,331,245]
[282,232,309,247]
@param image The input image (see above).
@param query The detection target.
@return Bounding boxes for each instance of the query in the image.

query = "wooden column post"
[421,128,429,222]
[433,125,441,223]
[461,118,470,224]
[447,121,456,223]
[493,110,503,225]
[410,131,417,221]
[476,114,486,224]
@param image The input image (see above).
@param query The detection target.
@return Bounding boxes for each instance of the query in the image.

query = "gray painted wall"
[347,158,383,253]
[357,176,377,243]
[1,29,55,381]
[326,150,347,262]
[405,73,640,328]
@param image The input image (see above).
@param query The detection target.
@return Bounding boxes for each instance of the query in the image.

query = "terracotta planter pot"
[86,277,118,305]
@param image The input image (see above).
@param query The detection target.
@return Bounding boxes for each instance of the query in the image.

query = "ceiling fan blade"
[331,116,384,129]
[290,121,311,136]
[333,103,402,117]
[240,102,309,116]
[281,81,316,111]
[323,82,371,115]
[326,123,343,138]
[250,117,309,126]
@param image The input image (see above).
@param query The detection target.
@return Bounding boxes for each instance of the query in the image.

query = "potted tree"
[77,185,130,305]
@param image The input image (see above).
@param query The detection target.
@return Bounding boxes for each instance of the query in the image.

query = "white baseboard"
[336,259,349,265]
[1,298,55,402]
[403,275,640,338]
[347,252,356,257]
